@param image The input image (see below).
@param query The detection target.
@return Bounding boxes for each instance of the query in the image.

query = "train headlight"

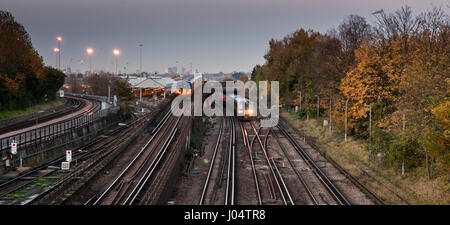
[247,109,253,115]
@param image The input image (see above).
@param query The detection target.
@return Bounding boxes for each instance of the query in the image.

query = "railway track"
[20,116,146,205]
[198,117,236,205]
[224,117,236,205]
[198,117,224,205]
[240,120,293,205]
[276,122,350,205]
[0,97,84,135]
[0,114,142,204]
[0,96,101,138]
[91,108,184,205]
[278,117,385,205]
[0,96,102,151]
[271,128,319,204]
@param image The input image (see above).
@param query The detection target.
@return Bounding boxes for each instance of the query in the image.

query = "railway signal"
[11,142,17,155]
[66,150,72,162]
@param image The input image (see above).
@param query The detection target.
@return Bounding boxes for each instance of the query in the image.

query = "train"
[223,94,257,120]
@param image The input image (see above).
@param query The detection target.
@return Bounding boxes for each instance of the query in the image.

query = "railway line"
[91,107,185,205]
[0,97,83,135]
[231,116,379,205]
[198,117,236,205]
[0,113,144,205]
[277,117,385,205]
[275,123,349,204]
[1,95,382,205]
[241,120,294,205]
[0,96,100,139]
[0,96,103,157]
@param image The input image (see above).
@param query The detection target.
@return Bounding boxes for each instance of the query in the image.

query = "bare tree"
[338,15,372,53]
[416,7,448,40]
[373,5,420,41]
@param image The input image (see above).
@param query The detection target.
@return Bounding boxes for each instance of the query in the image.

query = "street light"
[341,99,349,142]
[56,37,62,69]
[138,44,143,74]
[364,103,372,157]
[315,95,319,118]
[398,110,406,175]
[86,48,93,74]
[329,97,332,131]
[53,48,59,68]
[298,91,302,111]
[113,49,120,75]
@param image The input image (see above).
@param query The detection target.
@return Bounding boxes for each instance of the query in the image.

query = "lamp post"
[329,97,332,131]
[315,95,319,118]
[113,49,120,75]
[53,48,59,68]
[298,91,302,111]
[341,99,348,142]
[56,37,62,70]
[138,44,143,74]
[364,103,372,156]
[108,82,111,103]
[398,110,406,175]
[86,48,93,74]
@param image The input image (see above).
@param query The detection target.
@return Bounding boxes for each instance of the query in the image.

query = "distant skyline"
[2,0,448,74]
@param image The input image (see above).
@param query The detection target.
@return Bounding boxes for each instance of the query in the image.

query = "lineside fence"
[65,92,113,105]
[0,93,120,169]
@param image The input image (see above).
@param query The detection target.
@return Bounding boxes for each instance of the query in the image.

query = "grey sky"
[2,0,448,74]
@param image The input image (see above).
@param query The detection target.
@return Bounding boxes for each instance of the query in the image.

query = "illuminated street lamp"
[113,49,120,75]
[53,48,60,68]
[86,48,93,74]
[56,36,62,69]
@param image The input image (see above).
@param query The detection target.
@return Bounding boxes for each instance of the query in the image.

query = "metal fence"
[65,92,112,104]
[0,106,119,153]
[0,98,69,129]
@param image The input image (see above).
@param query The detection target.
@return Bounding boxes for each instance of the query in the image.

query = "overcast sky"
[2,0,448,74]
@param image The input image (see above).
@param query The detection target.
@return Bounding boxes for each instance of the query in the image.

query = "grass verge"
[0,97,63,120]
[281,110,449,205]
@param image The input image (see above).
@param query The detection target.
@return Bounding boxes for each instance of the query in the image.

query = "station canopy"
[129,76,176,89]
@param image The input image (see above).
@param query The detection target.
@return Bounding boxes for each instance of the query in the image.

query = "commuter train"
[223,94,257,120]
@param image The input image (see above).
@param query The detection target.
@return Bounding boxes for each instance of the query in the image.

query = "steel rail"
[249,121,289,205]
[240,121,262,205]
[272,129,319,205]
[92,110,172,205]
[124,115,183,205]
[224,117,236,205]
[198,117,224,205]
[270,158,294,205]
[277,124,351,205]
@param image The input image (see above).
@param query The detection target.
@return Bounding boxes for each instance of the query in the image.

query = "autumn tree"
[111,77,133,101]
[338,14,373,68]
[424,100,450,168]
[0,10,65,111]
[85,73,111,96]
